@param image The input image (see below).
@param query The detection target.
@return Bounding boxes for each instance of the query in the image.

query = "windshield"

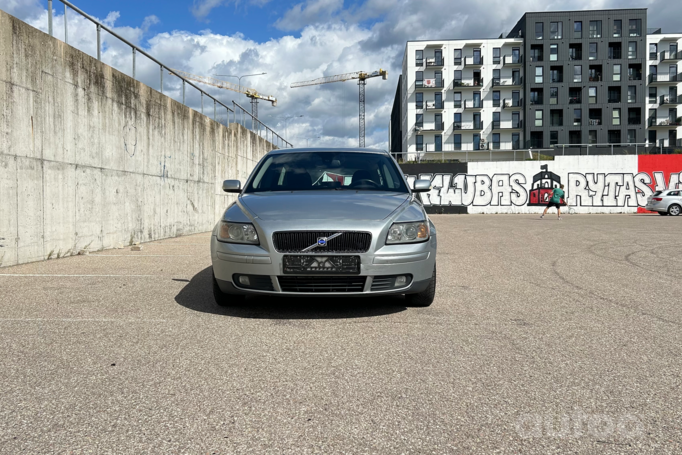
[244,152,409,193]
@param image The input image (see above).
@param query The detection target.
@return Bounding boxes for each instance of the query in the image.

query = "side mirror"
[222,180,242,193]
[412,179,432,193]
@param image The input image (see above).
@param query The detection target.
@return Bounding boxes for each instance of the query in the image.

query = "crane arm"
[290,69,387,88]
[169,69,277,106]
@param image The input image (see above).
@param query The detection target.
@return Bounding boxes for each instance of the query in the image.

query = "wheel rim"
[671,206,681,216]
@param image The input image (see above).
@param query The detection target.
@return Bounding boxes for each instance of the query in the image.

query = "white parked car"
[645,190,682,216]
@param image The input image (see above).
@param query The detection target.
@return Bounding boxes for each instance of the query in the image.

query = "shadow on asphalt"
[175,267,408,319]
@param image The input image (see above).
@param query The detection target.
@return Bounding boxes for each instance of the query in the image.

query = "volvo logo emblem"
[301,233,343,252]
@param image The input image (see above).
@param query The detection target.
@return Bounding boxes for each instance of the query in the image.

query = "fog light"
[238,275,251,286]
[395,275,408,287]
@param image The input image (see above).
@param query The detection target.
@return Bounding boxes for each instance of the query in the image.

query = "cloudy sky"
[1,0,677,149]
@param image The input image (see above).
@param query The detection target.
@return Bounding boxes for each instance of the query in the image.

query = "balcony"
[464,99,483,109]
[453,79,484,89]
[425,100,444,111]
[627,117,641,126]
[457,121,484,131]
[588,118,601,126]
[493,76,523,88]
[648,73,682,85]
[660,94,682,106]
[417,122,445,132]
[464,55,484,67]
[425,58,445,68]
[569,96,582,104]
[648,116,682,128]
[660,50,682,62]
[503,98,523,108]
[492,120,523,130]
[416,79,445,90]
[503,54,523,66]
[529,98,543,106]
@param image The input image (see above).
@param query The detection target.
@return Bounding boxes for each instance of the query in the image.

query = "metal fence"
[394,142,670,163]
[46,0,293,148]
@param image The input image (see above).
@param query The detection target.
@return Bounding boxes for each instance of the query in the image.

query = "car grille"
[278,276,367,293]
[272,231,372,253]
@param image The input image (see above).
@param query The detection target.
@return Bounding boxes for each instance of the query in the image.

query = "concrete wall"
[0,10,274,267]
[402,155,682,214]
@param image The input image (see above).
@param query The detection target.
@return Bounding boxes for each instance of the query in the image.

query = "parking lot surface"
[0,214,681,454]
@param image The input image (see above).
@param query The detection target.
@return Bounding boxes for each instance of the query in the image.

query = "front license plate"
[283,255,360,274]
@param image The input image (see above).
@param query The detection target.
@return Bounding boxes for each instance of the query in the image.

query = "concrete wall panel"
[0,10,277,267]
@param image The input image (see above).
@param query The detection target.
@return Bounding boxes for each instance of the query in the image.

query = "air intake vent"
[278,276,367,293]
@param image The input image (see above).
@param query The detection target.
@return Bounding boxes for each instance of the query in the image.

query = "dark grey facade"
[509,9,648,148]
[390,76,402,158]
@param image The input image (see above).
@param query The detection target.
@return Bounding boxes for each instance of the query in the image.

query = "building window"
[415,50,423,66]
[589,43,598,60]
[530,89,543,105]
[589,130,597,144]
[416,135,423,151]
[613,20,622,38]
[493,69,500,85]
[535,22,543,39]
[613,64,621,82]
[569,43,582,61]
[570,130,581,144]
[535,110,543,127]
[454,134,461,150]
[550,87,558,105]
[589,87,597,103]
[416,71,423,88]
[530,45,543,62]
[416,113,423,128]
[435,135,442,152]
[628,129,636,143]
[649,87,657,104]
[512,133,520,149]
[535,66,543,84]
[650,43,658,60]
[629,19,642,37]
[574,109,582,126]
[416,92,423,109]
[608,130,621,144]
[493,48,501,64]
[453,49,462,66]
[550,22,562,39]
[574,21,582,39]
[492,133,501,149]
[550,44,558,61]
[574,65,582,82]
[454,113,462,129]
[628,108,642,125]
[589,21,602,38]
[613,108,621,125]
[628,42,637,59]
[454,92,462,108]
[628,86,636,103]
[453,70,462,85]
[550,131,559,145]
[569,87,581,104]
[608,86,621,103]
[550,109,563,126]
[493,91,500,107]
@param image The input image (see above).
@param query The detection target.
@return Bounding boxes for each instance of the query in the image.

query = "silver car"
[210,148,437,307]
[645,190,682,216]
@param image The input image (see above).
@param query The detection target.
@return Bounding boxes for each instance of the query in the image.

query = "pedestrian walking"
[540,184,565,220]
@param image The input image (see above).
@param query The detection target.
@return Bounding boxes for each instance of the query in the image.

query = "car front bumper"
[210,234,437,296]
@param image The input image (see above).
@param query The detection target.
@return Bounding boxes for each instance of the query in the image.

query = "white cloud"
[275,0,344,32]
[191,0,272,21]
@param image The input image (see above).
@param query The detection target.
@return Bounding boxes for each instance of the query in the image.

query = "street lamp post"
[283,115,304,141]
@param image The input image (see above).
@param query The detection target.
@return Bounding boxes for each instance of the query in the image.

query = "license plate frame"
[283,255,361,275]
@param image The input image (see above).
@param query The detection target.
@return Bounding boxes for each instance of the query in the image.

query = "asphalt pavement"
[0,214,680,454]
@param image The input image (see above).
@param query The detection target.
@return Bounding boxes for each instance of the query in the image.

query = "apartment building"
[390,8,682,160]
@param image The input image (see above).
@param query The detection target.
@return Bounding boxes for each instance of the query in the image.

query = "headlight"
[386,222,429,244]
[218,222,259,244]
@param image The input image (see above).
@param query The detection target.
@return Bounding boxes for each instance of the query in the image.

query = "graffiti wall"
[400,155,682,214]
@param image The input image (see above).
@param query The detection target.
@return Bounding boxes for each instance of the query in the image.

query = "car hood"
[240,191,410,221]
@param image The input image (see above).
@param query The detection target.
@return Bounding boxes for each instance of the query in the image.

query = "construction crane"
[168,69,277,119]
[290,69,388,147]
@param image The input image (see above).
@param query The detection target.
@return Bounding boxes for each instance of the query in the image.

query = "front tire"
[212,273,245,307]
[406,264,436,307]
[668,204,681,216]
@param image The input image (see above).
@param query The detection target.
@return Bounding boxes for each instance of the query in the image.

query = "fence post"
[160,66,163,94]
[636,143,638,155]
[201,92,204,114]
[611,144,614,155]
[132,48,136,79]
[214,100,216,120]
[48,0,53,36]
[182,80,186,105]
[64,3,68,44]
[96,25,101,61]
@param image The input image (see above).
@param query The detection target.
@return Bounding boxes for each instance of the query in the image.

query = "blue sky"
[1,0,679,149]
